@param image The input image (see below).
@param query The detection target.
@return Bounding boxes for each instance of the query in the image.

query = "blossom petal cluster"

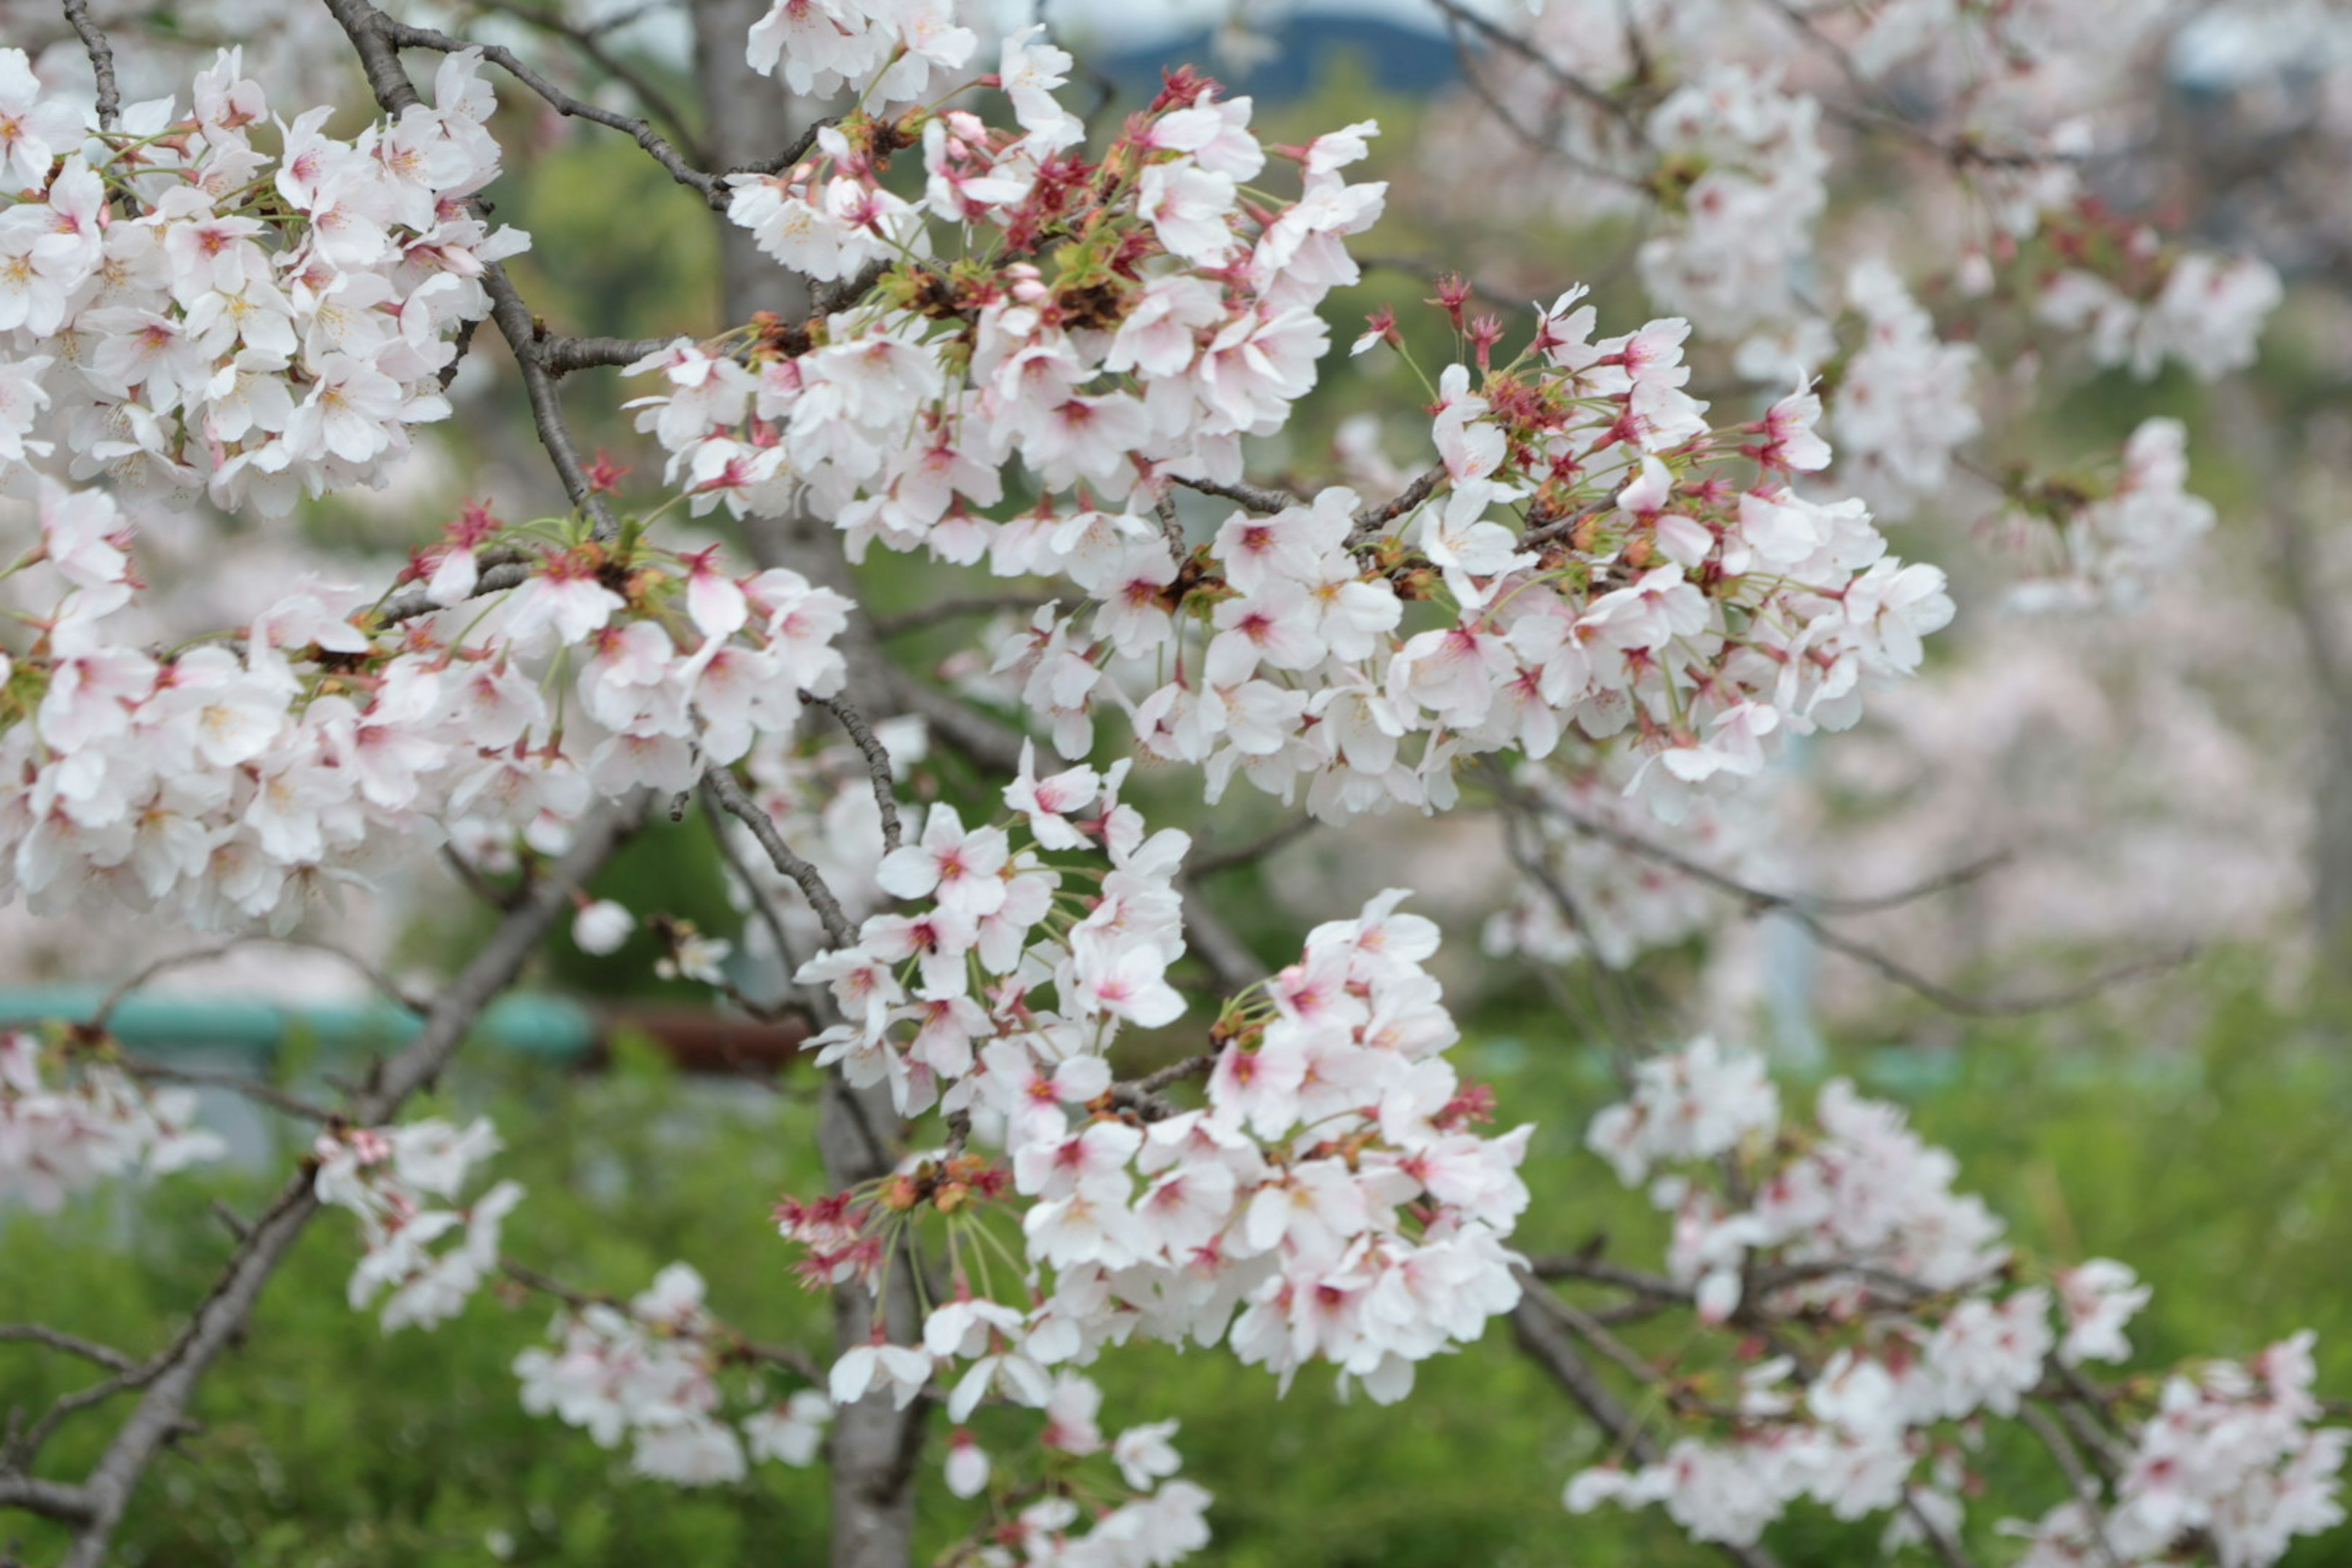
[0,479,847,930]
[0,47,525,515]
[2005,417,2216,612]
[515,1261,836,1485]
[0,1027,222,1208]
[314,1115,521,1330]
[1564,1038,2347,1564]
[784,832,1532,1408]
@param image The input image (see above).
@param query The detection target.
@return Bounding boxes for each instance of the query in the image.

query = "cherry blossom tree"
[0,2,2340,1566]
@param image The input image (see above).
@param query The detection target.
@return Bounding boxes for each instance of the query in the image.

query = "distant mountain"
[1093,13,1461,106]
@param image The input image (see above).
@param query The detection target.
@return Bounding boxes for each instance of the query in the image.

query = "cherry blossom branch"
[540,334,674,378]
[86,935,429,1030]
[320,0,623,541]
[59,0,121,129]
[119,1060,336,1124]
[2017,1403,2129,1568]
[0,1473,93,1524]
[1524,1251,1694,1301]
[1426,0,1652,146]
[499,1257,828,1383]
[375,17,723,205]
[374,557,535,627]
[1177,885,1270,992]
[12,806,643,1567]
[799,691,905,853]
[704,764,859,949]
[1901,1488,1983,1568]
[1436,9,1649,195]
[869,594,1056,638]
[1505,781,2192,1017]
[1109,1052,1218,1121]
[1348,463,1449,546]
[1187,815,1318,880]
[1493,785,1656,1051]
[699,775,809,984]
[1748,0,2056,173]
[1169,473,1303,516]
[460,0,713,168]
[1509,1281,1785,1568]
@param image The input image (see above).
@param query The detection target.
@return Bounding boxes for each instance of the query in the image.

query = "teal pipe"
[0,989,598,1063]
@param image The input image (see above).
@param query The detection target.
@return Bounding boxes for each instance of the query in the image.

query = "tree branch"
[800,691,904,853]
[1509,1279,1784,1568]
[704,766,859,950]
[0,1327,135,1374]
[31,806,640,1566]
[60,0,119,129]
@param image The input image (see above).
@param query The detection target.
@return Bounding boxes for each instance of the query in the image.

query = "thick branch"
[0,1473,94,1523]
[60,0,119,128]
[40,807,638,1566]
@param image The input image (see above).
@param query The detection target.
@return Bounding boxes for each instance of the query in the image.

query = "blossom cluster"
[509,1255,1212,1562]
[1827,261,1981,521]
[2003,417,2217,612]
[0,1025,222,1209]
[0,47,524,515]
[515,1261,834,1485]
[1637,64,1828,342]
[783,784,1532,1406]
[2035,238,2284,385]
[1564,1038,2346,1564]
[2007,1332,2348,1568]
[1433,0,2278,612]
[615,28,1964,824]
[0,477,848,930]
[632,33,1379,538]
[313,1115,520,1330]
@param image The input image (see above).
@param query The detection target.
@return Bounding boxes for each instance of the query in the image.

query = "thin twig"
[2018,1402,2125,1568]
[379,17,722,204]
[463,0,712,167]
[1169,473,1303,516]
[1504,778,2190,1017]
[1509,1280,1784,1568]
[703,766,859,950]
[799,691,904,853]
[119,1060,336,1124]
[699,776,807,991]
[0,1328,135,1375]
[870,594,1056,638]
